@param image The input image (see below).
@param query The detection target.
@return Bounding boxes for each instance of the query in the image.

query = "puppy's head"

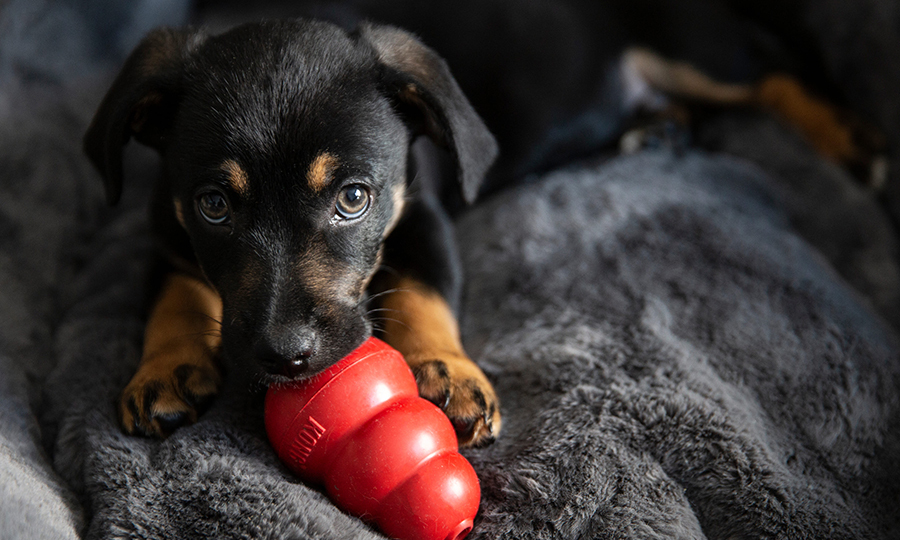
[83,20,497,382]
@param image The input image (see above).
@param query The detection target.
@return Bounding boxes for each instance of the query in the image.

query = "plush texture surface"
[3,1,900,539]
[458,152,900,539]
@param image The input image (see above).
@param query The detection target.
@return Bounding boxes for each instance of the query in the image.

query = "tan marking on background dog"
[753,75,857,162]
[221,159,249,195]
[624,48,869,168]
[624,48,754,104]
[307,153,339,192]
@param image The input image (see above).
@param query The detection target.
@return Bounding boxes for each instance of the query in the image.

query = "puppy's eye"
[335,184,370,220]
[197,191,230,225]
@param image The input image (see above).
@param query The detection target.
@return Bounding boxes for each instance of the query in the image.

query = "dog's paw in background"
[413,356,501,448]
[119,360,220,437]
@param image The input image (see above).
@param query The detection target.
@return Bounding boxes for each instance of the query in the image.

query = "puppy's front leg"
[120,273,222,437]
[379,276,500,448]
[374,199,500,448]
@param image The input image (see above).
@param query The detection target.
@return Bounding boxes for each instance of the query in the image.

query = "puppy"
[83,19,501,447]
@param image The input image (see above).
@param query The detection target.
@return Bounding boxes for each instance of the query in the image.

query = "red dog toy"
[265,337,480,540]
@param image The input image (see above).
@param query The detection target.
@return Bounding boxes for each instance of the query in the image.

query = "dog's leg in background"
[752,74,887,186]
[623,48,886,186]
[119,273,222,437]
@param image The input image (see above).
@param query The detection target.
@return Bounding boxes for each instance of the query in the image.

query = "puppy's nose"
[255,326,318,379]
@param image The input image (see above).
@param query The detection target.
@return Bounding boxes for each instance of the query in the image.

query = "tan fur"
[385,183,407,237]
[221,159,249,195]
[379,276,501,446]
[753,75,857,163]
[141,274,221,356]
[625,48,754,104]
[306,153,339,193]
[296,237,364,306]
[380,277,465,358]
[626,47,869,168]
[119,273,223,436]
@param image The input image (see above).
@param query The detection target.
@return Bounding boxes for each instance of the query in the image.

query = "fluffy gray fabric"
[3,1,900,539]
[458,151,900,539]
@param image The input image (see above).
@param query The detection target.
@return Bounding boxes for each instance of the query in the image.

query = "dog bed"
[2,1,900,539]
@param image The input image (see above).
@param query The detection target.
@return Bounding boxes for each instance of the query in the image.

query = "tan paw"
[413,356,501,448]
[119,361,220,437]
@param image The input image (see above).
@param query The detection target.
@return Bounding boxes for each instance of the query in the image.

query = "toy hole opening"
[446,520,473,540]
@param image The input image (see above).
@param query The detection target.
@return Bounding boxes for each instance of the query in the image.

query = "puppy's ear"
[83,27,205,205]
[360,24,497,204]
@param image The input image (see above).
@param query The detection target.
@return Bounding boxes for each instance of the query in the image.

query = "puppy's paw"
[413,357,501,448]
[119,361,220,437]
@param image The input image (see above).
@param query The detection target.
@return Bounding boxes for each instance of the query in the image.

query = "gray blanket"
[3,1,900,539]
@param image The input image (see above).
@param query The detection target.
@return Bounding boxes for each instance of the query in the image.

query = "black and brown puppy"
[83,19,501,447]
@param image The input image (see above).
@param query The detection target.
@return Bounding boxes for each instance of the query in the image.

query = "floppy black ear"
[360,23,498,204]
[83,27,206,205]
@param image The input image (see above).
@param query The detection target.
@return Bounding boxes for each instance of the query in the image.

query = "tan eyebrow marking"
[306,153,339,193]
[220,159,249,195]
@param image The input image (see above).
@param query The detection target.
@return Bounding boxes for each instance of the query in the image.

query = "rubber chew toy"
[265,337,480,540]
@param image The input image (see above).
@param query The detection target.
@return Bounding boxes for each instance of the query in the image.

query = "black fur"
[83,19,497,384]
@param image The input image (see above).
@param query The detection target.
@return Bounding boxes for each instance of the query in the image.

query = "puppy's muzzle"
[255,325,318,379]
